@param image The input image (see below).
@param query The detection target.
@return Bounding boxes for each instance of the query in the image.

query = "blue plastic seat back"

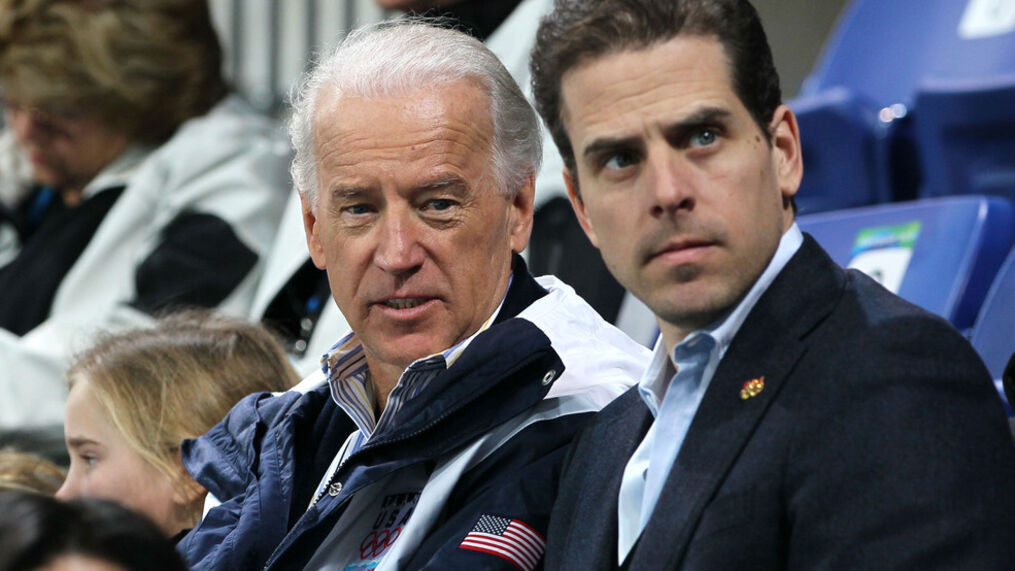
[788,0,943,212]
[794,0,1015,209]
[970,246,1015,380]
[798,196,1014,330]
[802,0,1015,109]
[914,73,1015,201]
[790,88,890,214]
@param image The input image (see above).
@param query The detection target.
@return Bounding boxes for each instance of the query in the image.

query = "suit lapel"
[628,236,845,568]
[561,388,653,569]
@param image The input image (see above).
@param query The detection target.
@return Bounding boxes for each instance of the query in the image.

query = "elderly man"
[177,21,646,571]
[374,0,630,326]
[254,0,632,377]
[529,0,1015,569]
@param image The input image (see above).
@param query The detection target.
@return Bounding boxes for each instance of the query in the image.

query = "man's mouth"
[647,239,716,263]
[381,298,430,310]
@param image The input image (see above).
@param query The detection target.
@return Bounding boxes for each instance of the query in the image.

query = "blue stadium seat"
[970,246,1015,383]
[791,0,1015,210]
[913,74,1015,203]
[799,0,1015,106]
[790,88,890,214]
[798,196,1014,331]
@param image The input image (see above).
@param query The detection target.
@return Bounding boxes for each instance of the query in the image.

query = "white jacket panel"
[0,95,292,429]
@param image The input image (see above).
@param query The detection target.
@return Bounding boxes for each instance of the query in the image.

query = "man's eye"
[343,204,372,215]
[424,199,456,211]
[690,129,718,148]
[603,151,638,171]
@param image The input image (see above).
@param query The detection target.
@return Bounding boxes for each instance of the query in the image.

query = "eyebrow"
[66,437,100,449]
[327,175,466,200]
[329,185,371,199]
[581,106,733,161]
[418,175,465,191]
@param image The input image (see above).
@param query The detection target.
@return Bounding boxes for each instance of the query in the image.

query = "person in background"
[0,0,290,432]
[56,311,299,540]
[529,0,1015,568]
[0,490,187,571]
[178,20,647,570]
[0,448,64,495]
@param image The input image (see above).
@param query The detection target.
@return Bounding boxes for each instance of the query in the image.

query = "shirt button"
[328,482,342,496]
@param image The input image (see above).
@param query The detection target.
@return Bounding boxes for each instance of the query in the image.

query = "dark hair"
[530,0,781,174]
[0,490,187,571]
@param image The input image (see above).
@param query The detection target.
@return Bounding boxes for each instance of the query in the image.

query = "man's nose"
[373,209,425,275]
[648,151,696,216]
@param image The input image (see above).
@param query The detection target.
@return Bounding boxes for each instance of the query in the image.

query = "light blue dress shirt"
[616,224,804,563]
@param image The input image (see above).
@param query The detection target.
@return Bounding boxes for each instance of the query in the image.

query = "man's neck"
[658,316,718,357]
[366,359,406,413]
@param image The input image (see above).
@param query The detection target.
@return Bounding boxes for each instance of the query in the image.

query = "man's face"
[3,102,130,194]
[303,80,533,378]
[561,35,802,347]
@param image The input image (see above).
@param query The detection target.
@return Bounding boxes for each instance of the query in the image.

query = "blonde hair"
[66,311,300,522]
[0,448,66,495]
[0,0,228,143]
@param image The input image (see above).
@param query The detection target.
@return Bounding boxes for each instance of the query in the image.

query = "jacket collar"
[304,257,552,492]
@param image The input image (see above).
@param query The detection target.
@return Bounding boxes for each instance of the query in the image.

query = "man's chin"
[646,287,733,333]
[373,335,453,369]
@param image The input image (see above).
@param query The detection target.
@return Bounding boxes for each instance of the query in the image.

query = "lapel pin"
[740,376,765,400]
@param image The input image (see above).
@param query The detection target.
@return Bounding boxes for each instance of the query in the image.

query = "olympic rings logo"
[360,528,402,559]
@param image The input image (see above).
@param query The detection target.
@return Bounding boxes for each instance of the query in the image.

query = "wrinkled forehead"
[310,81,498,187]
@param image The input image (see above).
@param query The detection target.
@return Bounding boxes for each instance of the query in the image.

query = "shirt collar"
[320,275,512,436]
[637,223,803,410]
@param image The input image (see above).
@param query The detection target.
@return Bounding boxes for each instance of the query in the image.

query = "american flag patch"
[458,514,545,571]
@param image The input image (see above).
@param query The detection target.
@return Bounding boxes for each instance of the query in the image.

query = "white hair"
[288,19,543,205]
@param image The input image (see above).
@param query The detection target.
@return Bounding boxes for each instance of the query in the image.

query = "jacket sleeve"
[778,309,1015,569]
[406,413,595,571]
[177,389,305,571]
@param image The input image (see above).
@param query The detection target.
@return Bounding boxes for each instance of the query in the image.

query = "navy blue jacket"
[545,236,1015,570]
[179,263,646,570]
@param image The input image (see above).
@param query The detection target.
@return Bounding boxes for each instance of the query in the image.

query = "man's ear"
[300,190,327,269]
[564,167,600,248]
[769,104,803,203]
[509,172,536,254]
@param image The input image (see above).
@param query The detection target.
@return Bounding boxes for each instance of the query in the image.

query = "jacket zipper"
[263,347,551,569]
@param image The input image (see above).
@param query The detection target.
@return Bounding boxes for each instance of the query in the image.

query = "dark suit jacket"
[545,236,1015,570]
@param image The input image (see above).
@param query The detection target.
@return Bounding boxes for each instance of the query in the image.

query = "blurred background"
[207,0,849,116]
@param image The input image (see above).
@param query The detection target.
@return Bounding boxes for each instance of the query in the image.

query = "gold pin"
[740,376,765,400]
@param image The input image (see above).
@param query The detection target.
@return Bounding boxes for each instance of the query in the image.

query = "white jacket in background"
[0,95,292,429]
